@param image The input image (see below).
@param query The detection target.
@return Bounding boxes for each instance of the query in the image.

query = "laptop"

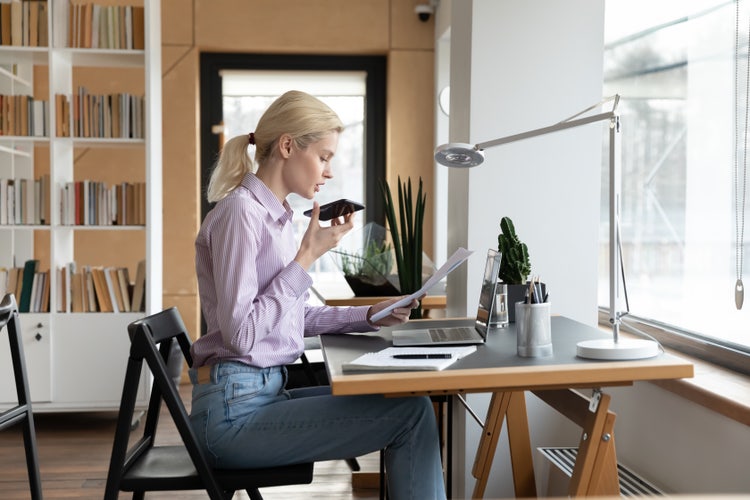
[392,248,502,346]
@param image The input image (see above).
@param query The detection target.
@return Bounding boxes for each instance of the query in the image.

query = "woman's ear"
[278,134,293,159]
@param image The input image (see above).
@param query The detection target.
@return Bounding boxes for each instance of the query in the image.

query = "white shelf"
[0,0,162,412]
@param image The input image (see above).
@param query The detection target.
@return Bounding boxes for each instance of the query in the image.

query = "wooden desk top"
[323,294,446,309]
[320,316,694,396]
[312,280,446,309]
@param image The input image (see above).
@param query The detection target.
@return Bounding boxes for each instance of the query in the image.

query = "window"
[602,1,750,358]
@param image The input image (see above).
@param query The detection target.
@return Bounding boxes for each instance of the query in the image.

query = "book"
[116,267,131,312]
[342,346,477,372]
[106,267,124,313]
[71,271,83,313]
[91,266,113,312]
[1,3,11,46]
[40,270,50,312]
[131,6,144,50]
[130,259,146,312]
[18,259,39,312]
[83,266,97,312]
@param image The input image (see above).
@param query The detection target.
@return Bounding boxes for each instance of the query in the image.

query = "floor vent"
[538,447,664,497]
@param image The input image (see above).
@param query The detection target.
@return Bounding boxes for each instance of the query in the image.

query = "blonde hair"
[206,90,344,203]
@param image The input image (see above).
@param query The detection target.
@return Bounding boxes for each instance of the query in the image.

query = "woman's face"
[284,131,339,200]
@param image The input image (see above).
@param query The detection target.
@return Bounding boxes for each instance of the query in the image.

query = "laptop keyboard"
[429,327,478,342]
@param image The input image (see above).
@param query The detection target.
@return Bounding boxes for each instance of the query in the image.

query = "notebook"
[392,248,502,346]
[342,346,478,372]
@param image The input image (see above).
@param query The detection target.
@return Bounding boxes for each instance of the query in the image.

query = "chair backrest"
[0,293,43,499]
[104,307,226,499]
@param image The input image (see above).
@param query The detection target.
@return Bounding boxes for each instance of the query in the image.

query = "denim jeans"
[188,361,446,500]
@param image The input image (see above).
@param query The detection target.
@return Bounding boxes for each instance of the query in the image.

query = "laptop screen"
[474,248,502,337]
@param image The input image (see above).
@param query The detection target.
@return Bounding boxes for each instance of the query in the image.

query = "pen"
[392,354,452,359]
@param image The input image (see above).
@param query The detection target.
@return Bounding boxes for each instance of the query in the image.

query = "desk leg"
[568,392,620,497]
[471,391,536,499]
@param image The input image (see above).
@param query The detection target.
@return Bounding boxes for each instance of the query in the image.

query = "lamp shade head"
[434,142,485,168]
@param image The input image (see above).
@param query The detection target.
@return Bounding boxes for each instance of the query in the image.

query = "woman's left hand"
[367,295,421,327]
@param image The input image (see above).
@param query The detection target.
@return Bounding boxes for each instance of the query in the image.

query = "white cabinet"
[0,0,161,412]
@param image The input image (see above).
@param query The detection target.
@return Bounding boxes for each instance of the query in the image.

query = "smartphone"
[304,198,365,221]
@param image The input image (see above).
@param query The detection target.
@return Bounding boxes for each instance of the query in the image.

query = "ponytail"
[206,134,254,203]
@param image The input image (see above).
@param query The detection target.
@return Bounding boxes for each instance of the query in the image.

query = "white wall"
[445,0,603,325]
[440,1,750,498]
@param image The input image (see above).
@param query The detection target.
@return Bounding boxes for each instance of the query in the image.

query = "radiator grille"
[538,447,664,496]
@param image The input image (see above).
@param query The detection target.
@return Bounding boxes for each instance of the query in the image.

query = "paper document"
[369,247,474,322]
[342,346,477,372]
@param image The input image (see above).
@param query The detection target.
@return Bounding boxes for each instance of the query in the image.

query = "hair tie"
[248,132,256,145]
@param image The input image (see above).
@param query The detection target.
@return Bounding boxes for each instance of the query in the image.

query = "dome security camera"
[415,4,434,22]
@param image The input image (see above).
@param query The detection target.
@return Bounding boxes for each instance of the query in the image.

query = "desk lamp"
[436,94,660,360]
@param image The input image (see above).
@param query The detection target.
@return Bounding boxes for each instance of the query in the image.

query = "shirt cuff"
[279,260,314,297]
[352,305,379,331]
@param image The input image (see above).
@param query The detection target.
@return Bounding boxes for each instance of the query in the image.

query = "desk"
[321,316,693,498]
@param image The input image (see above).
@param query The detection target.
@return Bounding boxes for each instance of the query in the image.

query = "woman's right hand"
[294,201,354,270]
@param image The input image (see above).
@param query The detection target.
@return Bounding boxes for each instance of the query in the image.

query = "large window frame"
[602,1,750,376]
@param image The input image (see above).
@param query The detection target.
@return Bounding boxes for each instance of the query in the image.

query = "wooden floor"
[0,384,382,500]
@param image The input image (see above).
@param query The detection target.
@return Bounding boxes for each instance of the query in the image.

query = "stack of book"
[0,0,49,47]
[59,180,146,226]
[0,175,51,226]
[0,94,49,137]
[57,260,145,313]
[0,259,50,313]
[66,1,144,50]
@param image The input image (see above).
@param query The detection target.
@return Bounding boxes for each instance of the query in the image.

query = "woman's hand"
[295,201,354,270]
[367,295,422,327]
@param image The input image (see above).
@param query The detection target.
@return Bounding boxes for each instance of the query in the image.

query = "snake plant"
[381,176,426,319]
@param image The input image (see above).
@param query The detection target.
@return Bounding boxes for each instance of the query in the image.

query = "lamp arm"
[475,110,616,150]
[474,94,621,151]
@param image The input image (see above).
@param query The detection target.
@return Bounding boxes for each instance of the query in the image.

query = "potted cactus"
[497,216,531,285]
[497,216,539,322]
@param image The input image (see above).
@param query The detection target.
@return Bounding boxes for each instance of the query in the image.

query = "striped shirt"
[190,173,375,368]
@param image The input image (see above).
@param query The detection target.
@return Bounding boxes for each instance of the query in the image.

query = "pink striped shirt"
[190,173,375,368]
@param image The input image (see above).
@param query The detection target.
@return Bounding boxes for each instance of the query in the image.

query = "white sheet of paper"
[369,247,474,322]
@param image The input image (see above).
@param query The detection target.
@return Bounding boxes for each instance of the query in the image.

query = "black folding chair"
[0,293,43,500]
[104,307,314,500]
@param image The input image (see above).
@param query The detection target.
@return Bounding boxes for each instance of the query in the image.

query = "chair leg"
[345,457,360,471]
[247,487,264,500]
[379,448,388,500]
[21,410,42,500]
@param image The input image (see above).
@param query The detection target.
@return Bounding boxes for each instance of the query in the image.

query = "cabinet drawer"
[0,313,52,404]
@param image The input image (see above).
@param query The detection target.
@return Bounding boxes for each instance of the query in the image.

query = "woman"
[189,90,446,499]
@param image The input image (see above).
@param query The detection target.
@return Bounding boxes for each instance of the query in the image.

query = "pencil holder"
[515,301,553,357]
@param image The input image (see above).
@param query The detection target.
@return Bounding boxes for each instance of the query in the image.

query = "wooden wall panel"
[162,48,201,298]
[387,50,435,258]
[390,0,435,50]
[162,0,193,46]
[194,0,389,53]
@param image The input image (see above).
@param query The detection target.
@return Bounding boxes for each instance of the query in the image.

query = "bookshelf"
[0,0,161,412]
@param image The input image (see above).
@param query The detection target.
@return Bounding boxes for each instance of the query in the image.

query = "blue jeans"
[188,361,446,500]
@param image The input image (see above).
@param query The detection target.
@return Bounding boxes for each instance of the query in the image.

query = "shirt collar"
[242,173,294,225]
